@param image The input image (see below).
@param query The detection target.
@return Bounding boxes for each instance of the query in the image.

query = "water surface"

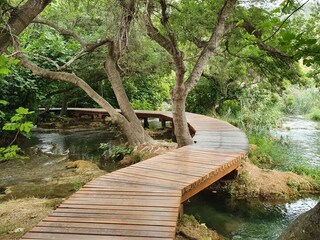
[185,191,319,240]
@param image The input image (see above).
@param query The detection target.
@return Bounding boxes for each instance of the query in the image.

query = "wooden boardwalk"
[22,109,248,240]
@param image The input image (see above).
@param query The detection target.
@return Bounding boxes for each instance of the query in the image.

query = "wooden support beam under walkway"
[22,108,248,240]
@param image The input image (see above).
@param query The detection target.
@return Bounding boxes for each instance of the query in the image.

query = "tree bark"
[105,53,153,145]
[171,86,193,146]
[0,0,52,52]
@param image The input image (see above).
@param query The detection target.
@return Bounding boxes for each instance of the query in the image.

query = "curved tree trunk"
[105,57,153,145]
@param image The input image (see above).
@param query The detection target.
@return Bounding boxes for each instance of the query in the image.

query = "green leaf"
[10,114,23,122]
[236,19,244,27]
[19,122,34,133]
[281,32,295,42]
[16,107,30,115]
[0,67,9,75]
[0,100,8,105]
[3,122,19,131]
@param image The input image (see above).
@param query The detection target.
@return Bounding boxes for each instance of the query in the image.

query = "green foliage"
[283,85,320,115]
[248,134,296,169]
[99,143,133,161]
[2,107,34,134]
[220,87,283,135]
[289,165,320,186]
[306,108,320,122]
[0,55,19,77]
[124,74,173,110]
[186,76,218,115]
[0,145,21,162]
[0,104,34,161]
[248,134,320,186]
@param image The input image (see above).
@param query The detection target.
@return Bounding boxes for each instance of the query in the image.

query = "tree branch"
[32,18,112,69]
[144,0,186,86]
[33,18,86,46]
[185,0,238,93]
[241,20,292,62]
[262,0,310,42]
[0,0,52,53]
[13,43,119,119]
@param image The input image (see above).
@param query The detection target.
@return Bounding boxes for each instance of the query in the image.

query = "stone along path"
[22,109,248,240]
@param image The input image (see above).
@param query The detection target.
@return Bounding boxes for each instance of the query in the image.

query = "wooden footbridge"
[22,108,248,240]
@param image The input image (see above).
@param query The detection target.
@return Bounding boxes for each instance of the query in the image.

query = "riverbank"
[219,157,319,200]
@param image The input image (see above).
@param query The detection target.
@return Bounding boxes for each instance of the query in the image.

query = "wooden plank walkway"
[22,109,248,240]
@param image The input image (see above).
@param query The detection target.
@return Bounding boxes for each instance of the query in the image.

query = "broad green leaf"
[0,68,9,75]
[10,115,23,122]
[16,107,30,115]
[3,122,19,131]
[19,122,34,133]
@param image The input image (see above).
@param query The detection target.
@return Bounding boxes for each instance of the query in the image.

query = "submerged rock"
[278,202,320,240]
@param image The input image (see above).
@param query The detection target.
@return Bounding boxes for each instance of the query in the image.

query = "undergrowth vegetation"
[248,134,320,186]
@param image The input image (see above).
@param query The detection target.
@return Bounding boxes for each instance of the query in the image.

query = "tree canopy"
[0,0,319,146]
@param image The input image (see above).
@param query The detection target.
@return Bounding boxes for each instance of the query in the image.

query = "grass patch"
[306,108,320,122]
[248,134,320,186]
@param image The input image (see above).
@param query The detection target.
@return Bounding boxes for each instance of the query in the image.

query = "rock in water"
[278,202,320,240]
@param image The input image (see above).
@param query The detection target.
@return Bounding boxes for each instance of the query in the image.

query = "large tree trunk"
[0,0,51,52]
[171,86,193,147]
[105,57,153,145]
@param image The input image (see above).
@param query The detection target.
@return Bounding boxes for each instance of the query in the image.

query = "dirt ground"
[0,198,62,240]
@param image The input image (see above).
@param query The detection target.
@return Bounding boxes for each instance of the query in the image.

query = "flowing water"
[185,117,320,239]
[273,116,320,167]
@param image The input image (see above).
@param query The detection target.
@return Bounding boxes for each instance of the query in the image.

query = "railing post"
[179,204,184,219]
[143,118,149,128]
[161,119,166,128]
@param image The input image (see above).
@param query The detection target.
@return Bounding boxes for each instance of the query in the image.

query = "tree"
[11,0,153,146]
[144,0,238,146]
[144,0,316,146]
[0,0,52,52]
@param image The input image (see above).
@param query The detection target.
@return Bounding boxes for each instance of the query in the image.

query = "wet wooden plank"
[30,226,174,238]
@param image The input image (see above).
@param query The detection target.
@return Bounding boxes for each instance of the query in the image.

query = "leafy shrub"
[0,145,21,162]
[283,86,320,115]
[99,143,133,161]
[0,102,34,161]
[308,108,320,121]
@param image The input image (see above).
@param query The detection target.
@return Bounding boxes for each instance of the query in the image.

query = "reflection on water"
[185,191,319,240]
[273,116,320,167]
[30,129,125,171]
